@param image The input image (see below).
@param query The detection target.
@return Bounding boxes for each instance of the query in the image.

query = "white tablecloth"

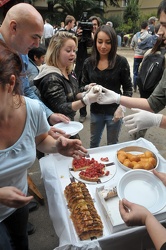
[39,138,166,250]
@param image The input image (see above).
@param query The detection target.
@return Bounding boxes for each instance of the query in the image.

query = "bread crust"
[64,182,103,240]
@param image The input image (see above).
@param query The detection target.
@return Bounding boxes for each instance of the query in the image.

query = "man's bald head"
[0,3,44,54]
[5,3,43,27]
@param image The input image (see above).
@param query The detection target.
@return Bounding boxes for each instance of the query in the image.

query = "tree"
[123,0,140,33]
[47,0,121,21]
[103,0,119,7]
[47,0,104,21]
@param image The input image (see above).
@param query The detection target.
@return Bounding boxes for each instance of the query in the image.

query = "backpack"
[137,50,166,93]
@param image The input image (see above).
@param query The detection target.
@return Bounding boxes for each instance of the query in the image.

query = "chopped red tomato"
[100,157,109,162]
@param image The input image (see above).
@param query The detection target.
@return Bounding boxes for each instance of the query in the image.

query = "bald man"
[0,3,70,134]
[0,3,43,54]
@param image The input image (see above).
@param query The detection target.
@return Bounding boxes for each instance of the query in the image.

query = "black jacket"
[34,65,79,120]
[81,54,133,115]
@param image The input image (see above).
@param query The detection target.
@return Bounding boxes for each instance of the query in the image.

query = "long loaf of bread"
[64,182,103,240]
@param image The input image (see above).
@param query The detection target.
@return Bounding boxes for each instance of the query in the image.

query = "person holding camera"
[75,15,101,123]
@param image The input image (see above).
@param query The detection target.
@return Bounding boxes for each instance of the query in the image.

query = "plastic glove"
[97,87,120,105]
[84,83,96,91]
[81,83,97,98]
[83,86,101,105]
[123,108,163,134]
[113,105,126,122]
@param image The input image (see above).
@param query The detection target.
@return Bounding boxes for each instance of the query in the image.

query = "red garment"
[0,0,10,7]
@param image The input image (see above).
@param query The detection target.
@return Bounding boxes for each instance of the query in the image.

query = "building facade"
[104,0,161,19]
[0,0,162,25]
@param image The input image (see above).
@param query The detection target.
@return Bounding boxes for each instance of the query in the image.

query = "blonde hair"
[45,31,78,74]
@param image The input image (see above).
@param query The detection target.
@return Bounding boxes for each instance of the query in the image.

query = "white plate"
[69,165,117,185]
[53,121,83,136]
[117,170,166,214]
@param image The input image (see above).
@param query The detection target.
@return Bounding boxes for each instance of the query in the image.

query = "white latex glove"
[97,87,120,105]
[113,105,126,122]
[83,86,101,105]
[84,83,96,91]
[81,83,97,98]
[123,108,163,134]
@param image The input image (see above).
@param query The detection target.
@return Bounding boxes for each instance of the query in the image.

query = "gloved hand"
[123,108,163,134]
[81,83,97,98]
[97,87,120,105]
[83,86,101,105]
[113,105,126,122]
[84,83,96,91]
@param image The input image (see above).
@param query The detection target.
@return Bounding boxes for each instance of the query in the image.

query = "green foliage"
[123,0,140,24]
[114,0,140,35]
[46,0,103,23]
[46,0,121,24]
[104,15,123,29]
[107,0,119,7]
[116,18,134,34]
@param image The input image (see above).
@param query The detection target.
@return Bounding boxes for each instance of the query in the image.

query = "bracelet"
[80,98,86,106]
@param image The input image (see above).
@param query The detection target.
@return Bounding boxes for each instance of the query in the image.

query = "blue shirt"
[0,97,50,222]
[20,54,53,119]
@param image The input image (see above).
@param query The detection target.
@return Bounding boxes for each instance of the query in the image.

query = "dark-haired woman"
[81,25,133,148]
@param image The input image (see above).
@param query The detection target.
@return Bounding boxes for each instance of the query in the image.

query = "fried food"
[117,150,157,170]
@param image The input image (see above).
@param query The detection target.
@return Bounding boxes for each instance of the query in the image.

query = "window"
[122,0,128,7]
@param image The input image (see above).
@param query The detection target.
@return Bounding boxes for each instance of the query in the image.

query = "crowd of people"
[1,0,166,249]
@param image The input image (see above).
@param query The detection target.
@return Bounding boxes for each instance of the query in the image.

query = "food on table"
[117,150,157,170]
[79,164,109,182]
[100,186,117,201]
[64,182,103,240]
[72,157,97,171]
[72,157,110,182]
[100,157,109,162]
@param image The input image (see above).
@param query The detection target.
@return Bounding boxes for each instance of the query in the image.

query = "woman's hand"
[55,136,87,158]
[83,86,101,105]
[123,109,162,134]
[84,83,96,91]
[48,126,70,139]
[153,169,166,186]
[0,187,33,208]
[97,87,120,104]
[48,113,70,126]
[119,198,151,226]
[113,105,126,122]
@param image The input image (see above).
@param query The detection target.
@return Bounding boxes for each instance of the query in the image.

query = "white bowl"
[117,169,166,214]
[116,146,159,171]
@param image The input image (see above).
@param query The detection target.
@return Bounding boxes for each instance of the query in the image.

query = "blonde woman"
[34,31,98,125]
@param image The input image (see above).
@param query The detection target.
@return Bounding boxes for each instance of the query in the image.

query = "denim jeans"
[0,205,29,250]
[133,57,143,89]
[90,112,123,148]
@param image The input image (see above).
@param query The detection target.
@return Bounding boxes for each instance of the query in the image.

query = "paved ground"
[28,48,166,250]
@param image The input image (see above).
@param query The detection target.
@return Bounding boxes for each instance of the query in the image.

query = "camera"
[77,12,93,41]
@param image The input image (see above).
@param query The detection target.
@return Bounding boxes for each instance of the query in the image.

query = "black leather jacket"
[34,69,79,120]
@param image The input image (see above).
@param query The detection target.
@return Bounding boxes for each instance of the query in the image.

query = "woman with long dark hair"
[81,25,133,148]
